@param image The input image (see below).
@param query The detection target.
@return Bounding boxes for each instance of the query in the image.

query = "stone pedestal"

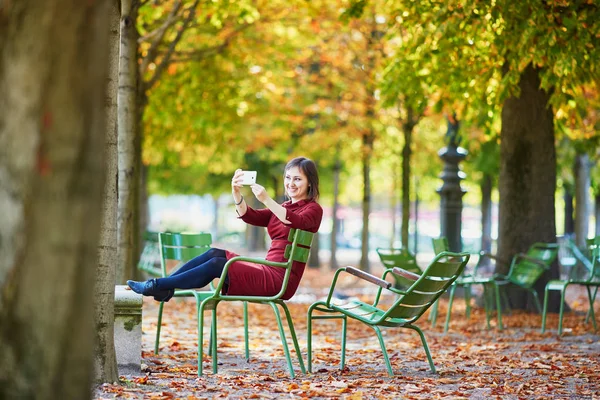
[114,285,143,375]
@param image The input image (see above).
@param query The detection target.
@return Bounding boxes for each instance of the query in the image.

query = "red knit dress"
[224,199,323,300]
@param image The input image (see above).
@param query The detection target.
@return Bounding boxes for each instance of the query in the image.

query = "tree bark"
[564,187,575,236]
[0,1,110,397]
[116,0,141,284]
[330,156,341,270]
[360,130,373,273]
[480,173,493,254]
[401,110,416,250]
[498,64,558,311]
[574,153,590,248]
[94,0,120,384]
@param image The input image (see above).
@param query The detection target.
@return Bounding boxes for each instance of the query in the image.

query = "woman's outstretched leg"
[169,248,226,277]
[127,254,228,301]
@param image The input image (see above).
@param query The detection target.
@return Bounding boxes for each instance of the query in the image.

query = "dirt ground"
[94,267,600,399]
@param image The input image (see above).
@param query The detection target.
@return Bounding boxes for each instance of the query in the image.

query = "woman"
[128,156,323,302]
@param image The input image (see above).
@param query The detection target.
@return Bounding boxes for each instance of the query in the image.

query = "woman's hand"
[231,169,244,193]
[250,183,269,204]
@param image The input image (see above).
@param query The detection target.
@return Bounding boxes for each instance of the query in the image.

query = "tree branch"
[143,0,199,92]
[139,0,183,74]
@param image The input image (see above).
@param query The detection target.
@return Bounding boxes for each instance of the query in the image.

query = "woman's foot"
[127,279,173,302]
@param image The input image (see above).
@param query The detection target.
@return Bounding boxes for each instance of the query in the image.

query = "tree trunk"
[0,1,110,397]
[360,131,373,273]
[564,187,575,236]
[480,173,493,254]
[574,153,590,248]
[116,0,141,284]
[330,157,341,270]
[401,111,415,250]
[498,64,558,311]
[94,0,120,384]
[390,161,398,248]
[308,232,320,268]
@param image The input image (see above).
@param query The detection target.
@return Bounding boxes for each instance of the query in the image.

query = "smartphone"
[240,171,257,185]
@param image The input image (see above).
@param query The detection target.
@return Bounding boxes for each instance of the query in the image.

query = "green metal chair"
[375,247,422,289]
[154,232,247,360]
[196,228,313,378]
[541,236,600,334]
[307,251,469,376]
[445,242,558,331]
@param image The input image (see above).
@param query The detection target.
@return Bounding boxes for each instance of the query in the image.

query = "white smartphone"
[240,171,257,185]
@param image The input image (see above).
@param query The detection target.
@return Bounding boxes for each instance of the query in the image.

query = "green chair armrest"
[346,266,391,289]
[391,266,421,281]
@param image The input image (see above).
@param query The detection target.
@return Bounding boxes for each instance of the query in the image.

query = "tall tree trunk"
[401,111,416,250]
[390,160,398,248]
[360,131,373,272]
[0,1,110,397]
[498,64,557,311]
[116,0,141,284]
[308,232,320,268]
[212,194,219,239]
[94,0,120,384]
[564,186,575,236]
[574,153,590,248]
[330,157,341,270]
[480,173,493,254]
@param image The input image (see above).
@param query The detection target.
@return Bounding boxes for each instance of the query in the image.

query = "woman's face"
[284,166,309,203]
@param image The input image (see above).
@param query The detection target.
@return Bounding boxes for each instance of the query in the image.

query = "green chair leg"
[493,283,503,330]
[464,285,472,319]
[280,302,306,374]
[532,290,542,314]
[586,286,598,332]
[541,286,550,333]
[307,304,315,373]
[558,286,568,335]
[211,304,218,374]
[155,301,165,354]
[444,285,457,332]
[269,302,295,378]
[370,325,393,377]
[243,301,249,361]
[482,284,492,329]
[340,316,347,370]
[585,286,598,326]
[429,299,439,327]
[197,302,206,376]
[404,324,436,374]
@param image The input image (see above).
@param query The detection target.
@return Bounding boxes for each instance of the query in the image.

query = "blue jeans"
[155,248,228,290]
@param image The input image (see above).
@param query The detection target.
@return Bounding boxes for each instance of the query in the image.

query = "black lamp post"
[437,115,467,252]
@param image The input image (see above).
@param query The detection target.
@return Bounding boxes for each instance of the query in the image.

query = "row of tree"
[0,0,598,397]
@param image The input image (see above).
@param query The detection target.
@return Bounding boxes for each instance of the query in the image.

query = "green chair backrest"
[158,232,212,277]
[376,247,421,275]
[431,237,449,255]
[507,242,558,288]
[385,252,469,322]
[284,228,314,263]
[138,231,161,276]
